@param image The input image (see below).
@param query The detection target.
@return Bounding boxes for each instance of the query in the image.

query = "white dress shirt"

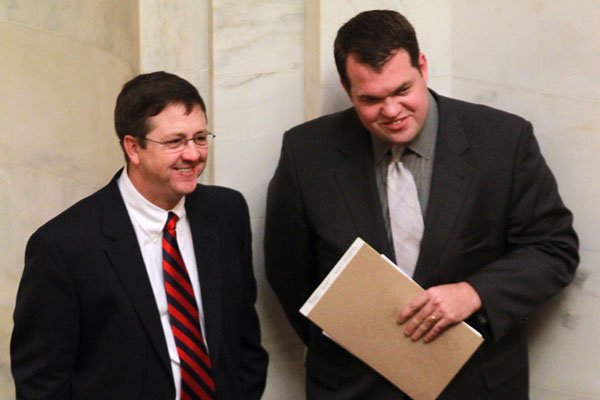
[118,169,207,400]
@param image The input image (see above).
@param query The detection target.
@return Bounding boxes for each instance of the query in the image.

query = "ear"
[418,52,429,83]
[123,135,141,165]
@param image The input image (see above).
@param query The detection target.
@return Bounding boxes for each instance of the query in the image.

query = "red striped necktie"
[163,212,216,400]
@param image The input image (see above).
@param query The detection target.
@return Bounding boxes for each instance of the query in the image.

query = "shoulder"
[434,92,534,151]
[278,108,368,167]
[32,181,115,239]
[187,184,248,214]
[189,184,245,203]
[186,185,251,240]
[25,180,120,263]
[284,107,359,144]
[288,107,356,132]
[436,93,530,130]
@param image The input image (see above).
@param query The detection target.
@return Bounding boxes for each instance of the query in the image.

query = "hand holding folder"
[300,238,484,400]
[397,280,484,344]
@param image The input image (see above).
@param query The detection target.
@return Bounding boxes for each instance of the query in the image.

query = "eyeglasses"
[143,132,215,152]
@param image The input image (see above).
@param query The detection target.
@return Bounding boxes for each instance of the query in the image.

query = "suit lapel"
[100,176,173,377]
[186,189,223,364]
[414,96,473,284]
[333,111,392,256]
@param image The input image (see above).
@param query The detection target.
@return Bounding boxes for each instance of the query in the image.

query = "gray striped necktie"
[386,146,424,276]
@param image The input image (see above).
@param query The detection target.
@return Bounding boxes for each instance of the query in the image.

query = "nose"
[380,97,401,118]
[180,140,203,161]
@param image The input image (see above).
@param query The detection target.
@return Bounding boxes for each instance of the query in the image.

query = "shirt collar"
[118,168,186,241]
[371,91,438,162]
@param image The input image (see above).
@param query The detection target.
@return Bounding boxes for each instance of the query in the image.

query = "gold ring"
[428,315,438,323]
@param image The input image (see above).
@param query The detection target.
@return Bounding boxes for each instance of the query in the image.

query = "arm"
[398,122,578,342]
[11,231,79,399]
[264,133,317,344]
[467,122,579,340]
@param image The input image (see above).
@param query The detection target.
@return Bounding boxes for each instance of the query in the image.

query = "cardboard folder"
[300,238,483,400]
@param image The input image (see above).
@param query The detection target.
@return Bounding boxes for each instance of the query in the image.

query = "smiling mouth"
[381,117,409,130]
[175,167,193,173]
[384,116,408,124]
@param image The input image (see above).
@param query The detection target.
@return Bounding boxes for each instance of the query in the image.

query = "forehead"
[148,103,207,133]
[346,50,418,94]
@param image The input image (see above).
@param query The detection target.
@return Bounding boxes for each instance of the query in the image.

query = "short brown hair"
[334,10,421,89]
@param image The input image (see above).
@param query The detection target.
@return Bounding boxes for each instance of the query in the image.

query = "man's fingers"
[423,317,450,343]
[408,313,441,341]
[397,293,430,324]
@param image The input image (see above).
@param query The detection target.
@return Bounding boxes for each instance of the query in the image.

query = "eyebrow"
[394,81,412,94]
[357,81,413,101]
[168,129,208,138]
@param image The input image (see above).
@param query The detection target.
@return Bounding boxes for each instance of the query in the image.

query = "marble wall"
[210,2,306,398]
[0,1,138,398]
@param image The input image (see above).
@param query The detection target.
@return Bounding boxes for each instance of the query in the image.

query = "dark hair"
[334,10,421,89]
[114,71,206,159]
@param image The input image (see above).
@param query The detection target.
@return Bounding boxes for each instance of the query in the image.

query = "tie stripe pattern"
[163,212,216,400]
[387,147,424,277]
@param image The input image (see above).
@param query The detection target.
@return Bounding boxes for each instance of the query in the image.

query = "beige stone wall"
[210,2,306,398]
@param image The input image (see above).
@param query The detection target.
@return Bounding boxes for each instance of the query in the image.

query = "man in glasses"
[265,10,578,400]
[11,71,268,400]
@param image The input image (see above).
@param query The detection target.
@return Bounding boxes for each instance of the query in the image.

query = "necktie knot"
[165,212,179,235]
[390,145,402,164]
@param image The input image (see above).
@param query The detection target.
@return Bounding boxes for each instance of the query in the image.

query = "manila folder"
[300,237,484,400]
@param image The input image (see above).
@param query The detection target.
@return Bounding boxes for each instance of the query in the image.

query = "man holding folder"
[265,10,578,399]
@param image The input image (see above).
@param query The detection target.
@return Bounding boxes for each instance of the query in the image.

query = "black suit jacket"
[264,92,578,399]
[11,172,268,400]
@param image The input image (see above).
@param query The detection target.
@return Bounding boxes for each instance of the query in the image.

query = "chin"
[175,182,199,196]
[387,130,419,144]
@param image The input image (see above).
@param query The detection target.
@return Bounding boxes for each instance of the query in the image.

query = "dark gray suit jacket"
[11,172,268,400]
[264,92,578,399]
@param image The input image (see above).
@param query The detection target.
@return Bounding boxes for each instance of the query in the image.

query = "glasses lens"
[193,134,211,147]
[164,138,186,150]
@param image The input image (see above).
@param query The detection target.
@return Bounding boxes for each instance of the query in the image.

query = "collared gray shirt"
[371,92,439,248]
